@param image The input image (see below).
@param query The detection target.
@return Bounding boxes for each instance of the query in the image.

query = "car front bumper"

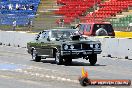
[61,50,102,56]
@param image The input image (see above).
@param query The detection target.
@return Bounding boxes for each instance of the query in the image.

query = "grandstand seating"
[81,0,132,22]
[55,0,132,26]
[55,0,101,24]
[0,0,40,26]
[110,15,132,28]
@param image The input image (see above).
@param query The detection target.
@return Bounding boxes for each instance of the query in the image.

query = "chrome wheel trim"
[32,50,37,60]
[55,52,60,63]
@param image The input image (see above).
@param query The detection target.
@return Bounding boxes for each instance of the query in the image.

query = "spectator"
[29,4,34,10]
[16,3,20,10]
[25,4,29,10]
[12,20,16,31]
[28,19,33,31]
[1,5,5,9]
[21,5,26,10]
[8,4,13,10]
[59,18,64,27]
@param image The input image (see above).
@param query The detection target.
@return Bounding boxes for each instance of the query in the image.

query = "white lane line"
[0,61,79,83]
[0,50,28,55]
[14,69,79,83]
[1,60,132,78]
[0,61,57,72]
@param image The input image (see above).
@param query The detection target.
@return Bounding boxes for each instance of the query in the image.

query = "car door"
[27,32,42,54]
[35,31,53,57]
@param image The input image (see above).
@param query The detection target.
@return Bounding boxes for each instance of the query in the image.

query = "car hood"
[56,38,101,45]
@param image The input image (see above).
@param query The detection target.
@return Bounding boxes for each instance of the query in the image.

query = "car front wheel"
[32,49,41,62]
[64,58,72,65]
[55,51,63,65]
[89,54,97,66]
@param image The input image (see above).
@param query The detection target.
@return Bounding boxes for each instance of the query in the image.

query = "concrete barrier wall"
[0,31,35,47]
[0,31,132,59]
[89,37,132,59]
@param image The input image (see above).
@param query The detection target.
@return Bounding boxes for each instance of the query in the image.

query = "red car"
[76,22,115,36]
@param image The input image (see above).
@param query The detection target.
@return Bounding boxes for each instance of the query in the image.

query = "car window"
[93,24,113,33]
[52,31,70,38]
[34,34,40,40]
[44,32,49,38]
[38,31,49,40]
[106,24,113,32]
[38,33,44,40]
[51,30,76,39]
[79,24,85,32]
[86,24,91,32]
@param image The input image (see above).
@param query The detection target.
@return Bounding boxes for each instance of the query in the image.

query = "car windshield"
[51,29,77,40]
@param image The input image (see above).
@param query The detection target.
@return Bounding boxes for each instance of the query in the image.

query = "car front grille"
[82,43,90,50]
[73,43,91,50]
[73,44,81,49]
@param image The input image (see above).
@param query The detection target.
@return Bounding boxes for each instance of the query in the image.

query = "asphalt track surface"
[0,45,132,88]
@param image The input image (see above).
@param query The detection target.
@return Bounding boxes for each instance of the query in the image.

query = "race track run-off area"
[0,45,131,88]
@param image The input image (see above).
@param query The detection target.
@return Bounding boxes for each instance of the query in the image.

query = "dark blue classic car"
[27,28,102,65]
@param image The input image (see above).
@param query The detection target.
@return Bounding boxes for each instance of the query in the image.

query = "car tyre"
[96,29,108,36]
[32,49,41,62]
[64,58,72,65]
[89,54,97,66]
[55,51,63,65]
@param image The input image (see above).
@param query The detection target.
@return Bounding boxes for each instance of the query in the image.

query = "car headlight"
[70,45,74,49]
[90,44,93,48]
[95,44,100,49]
[64,45,68,50]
